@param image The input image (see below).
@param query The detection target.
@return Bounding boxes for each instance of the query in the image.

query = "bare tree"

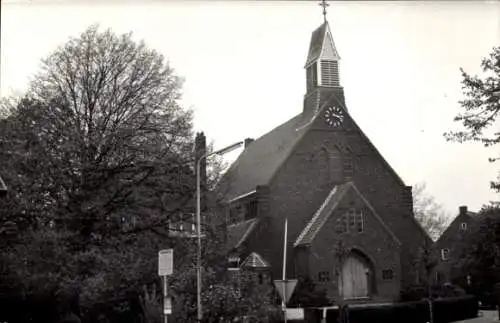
[413,182,450,241]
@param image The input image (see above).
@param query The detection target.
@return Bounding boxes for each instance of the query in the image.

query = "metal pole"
[282,218,288,323]
[196,157,202,322]
[163,276,168,323]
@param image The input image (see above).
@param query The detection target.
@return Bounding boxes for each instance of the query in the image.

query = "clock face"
[324,106,344,128]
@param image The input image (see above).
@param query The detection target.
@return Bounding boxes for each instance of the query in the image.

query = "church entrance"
[338,251,372,299]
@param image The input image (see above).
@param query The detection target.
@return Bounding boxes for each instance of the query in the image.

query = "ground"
[455,310,499,323]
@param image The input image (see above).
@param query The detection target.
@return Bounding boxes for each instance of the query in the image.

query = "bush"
[400,283,467,301]
[433,295,478,322]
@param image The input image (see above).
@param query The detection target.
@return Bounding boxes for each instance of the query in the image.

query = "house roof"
[241,252,270,268]
[294,182,401,247]
[227,218,259,250]
[436,207,478,244]
[218,114,309,201]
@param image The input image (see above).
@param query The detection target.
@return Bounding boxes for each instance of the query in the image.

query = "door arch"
[338,250,374,299]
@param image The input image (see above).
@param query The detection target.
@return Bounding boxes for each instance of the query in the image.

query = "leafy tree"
[412,182,450,241]
[0,24,264,323]
[0,25,195,322]
[444,46,500,195]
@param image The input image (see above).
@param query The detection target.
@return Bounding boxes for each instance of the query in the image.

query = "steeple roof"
[304,22,340,68]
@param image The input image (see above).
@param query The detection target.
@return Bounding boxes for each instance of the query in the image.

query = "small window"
[441,248,450,261]
[460,222,467,231]
[382,269,394,280]
[258,273,264,285]
[318,271,330,282]
[228,256,240,271]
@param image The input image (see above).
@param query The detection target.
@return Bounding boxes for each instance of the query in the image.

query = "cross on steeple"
[319,0,329,23]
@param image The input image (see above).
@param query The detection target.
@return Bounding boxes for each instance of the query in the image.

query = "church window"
[335,208,363,234]
[335,221,346,234]
[343,155,354,179]
[321,60,339,87]
[441,248,450,261]
[382,269,394,280]
[318,271,330,282]
[347,208,363,233]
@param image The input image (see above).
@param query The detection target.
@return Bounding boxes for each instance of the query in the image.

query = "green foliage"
[444,46,500,194]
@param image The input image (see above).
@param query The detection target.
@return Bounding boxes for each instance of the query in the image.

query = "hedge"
[297,295,478,323]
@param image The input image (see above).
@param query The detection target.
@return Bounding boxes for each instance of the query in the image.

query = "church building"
[217,7,431,303]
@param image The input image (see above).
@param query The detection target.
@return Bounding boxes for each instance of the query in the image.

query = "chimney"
[244,138,254,149]
[459,205,468,215]
[195,132,207,210]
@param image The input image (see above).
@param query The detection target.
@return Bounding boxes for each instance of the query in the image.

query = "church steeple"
[301,0,346,119]
[305,1,341,93]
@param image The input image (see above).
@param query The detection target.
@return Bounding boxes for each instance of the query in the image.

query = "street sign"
[163,296,172,315]
[273,279,298,304]
[159,249,173,276]
[286,308,304,320]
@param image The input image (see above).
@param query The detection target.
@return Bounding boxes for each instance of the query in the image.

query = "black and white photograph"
[1,1,499,322]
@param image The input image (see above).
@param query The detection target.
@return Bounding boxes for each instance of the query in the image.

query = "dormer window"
[460,222,467,231]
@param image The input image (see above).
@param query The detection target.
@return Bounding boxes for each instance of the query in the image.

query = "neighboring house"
[434,205,477,286]
[216,16,432,303]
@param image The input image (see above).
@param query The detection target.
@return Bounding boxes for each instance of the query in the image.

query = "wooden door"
[339,255,368,299]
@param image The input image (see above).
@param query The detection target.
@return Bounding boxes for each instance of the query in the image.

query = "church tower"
[303,1,346,119]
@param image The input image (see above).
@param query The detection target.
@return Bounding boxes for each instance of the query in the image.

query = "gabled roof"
[218,114,309,201]
[241,252,270,268]
[436,207,478,244]
[227,218,259,250]
[294,182,401,247]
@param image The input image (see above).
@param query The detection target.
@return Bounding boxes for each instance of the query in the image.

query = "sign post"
[159,249,173,323]
[273,279,299,321]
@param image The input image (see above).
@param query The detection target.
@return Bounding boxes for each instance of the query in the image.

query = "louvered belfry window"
[321,60,339,87]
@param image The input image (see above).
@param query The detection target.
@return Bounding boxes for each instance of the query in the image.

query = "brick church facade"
[217,17,431,303]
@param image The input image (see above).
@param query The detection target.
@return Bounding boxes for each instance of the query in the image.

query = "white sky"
[2,0,500,217]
